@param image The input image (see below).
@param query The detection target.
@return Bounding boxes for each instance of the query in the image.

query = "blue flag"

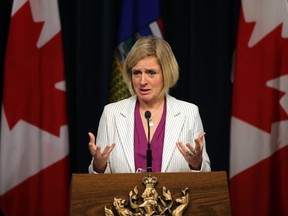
[109,0,163,102]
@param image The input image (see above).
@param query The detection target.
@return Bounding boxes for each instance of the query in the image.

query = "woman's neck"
[138,96,165,113]
[138,96,166,121]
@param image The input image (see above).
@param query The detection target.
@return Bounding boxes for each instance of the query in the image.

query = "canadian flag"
[230,0,288,215]
[0,0,69,215]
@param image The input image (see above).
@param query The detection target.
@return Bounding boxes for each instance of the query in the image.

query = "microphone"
[144,110,152,172]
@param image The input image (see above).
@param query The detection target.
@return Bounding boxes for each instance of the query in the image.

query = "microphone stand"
[145,111,152,172]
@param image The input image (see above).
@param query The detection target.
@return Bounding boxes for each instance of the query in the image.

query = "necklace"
[139,102,164,128]
[149,119,154,127]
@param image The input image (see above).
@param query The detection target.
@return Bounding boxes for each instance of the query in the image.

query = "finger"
[177,142,193,157]
[197,132,206,141]
[186,144,197,154]
[195,132,205,144]
[194,140,201,152]
[90,144,101,157]
[88,132,97,156]
[194,132,205,151]
[88,132,95,144]
[185,142,194,151]
[102,143,116,156]
[176,142,186,156]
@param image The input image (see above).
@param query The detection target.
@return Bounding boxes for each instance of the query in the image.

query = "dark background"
[0,0,240,174]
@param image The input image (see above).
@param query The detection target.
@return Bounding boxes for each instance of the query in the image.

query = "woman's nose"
[140,74,147,84]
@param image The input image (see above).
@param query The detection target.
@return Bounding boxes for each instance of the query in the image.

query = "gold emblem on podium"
[104,175,190,216]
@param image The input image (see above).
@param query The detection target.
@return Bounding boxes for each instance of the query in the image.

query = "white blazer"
[89,94,210,173]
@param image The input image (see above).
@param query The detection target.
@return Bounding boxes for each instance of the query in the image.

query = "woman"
[88,35,210,173]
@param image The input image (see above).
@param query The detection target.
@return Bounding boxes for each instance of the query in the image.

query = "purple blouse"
[134,101,167,172]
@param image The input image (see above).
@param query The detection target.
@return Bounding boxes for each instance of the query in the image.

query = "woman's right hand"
[88,132,115,173]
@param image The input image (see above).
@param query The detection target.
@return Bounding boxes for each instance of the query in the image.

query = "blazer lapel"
[161,95,185,172]
[114,95,185,173]
[115,96,137,172]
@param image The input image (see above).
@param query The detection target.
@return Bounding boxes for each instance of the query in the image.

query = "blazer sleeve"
[190,106,211,172]
[88,105,112,174]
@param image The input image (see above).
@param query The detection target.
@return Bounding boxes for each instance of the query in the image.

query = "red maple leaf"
[3,2,67,137]
[232,10,288,133]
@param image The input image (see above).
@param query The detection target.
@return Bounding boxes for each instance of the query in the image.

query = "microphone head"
[144,110,151,119]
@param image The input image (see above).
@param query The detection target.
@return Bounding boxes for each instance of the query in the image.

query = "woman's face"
[131,56,164,104]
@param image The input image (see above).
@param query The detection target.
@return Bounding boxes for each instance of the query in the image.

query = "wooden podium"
[70,171,231,215]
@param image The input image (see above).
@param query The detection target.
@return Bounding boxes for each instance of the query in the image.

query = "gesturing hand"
[176,132,206,170]
[88,132,115,173]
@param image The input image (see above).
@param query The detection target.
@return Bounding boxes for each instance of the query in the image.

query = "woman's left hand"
[176,132,205,170]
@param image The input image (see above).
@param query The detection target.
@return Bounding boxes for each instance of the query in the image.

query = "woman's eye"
[147,71,156,76]
[132,71,141,76]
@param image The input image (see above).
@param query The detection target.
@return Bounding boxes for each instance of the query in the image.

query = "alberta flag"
[0,0,70,215]
[230,0,288,215]
[109,0,164,102]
